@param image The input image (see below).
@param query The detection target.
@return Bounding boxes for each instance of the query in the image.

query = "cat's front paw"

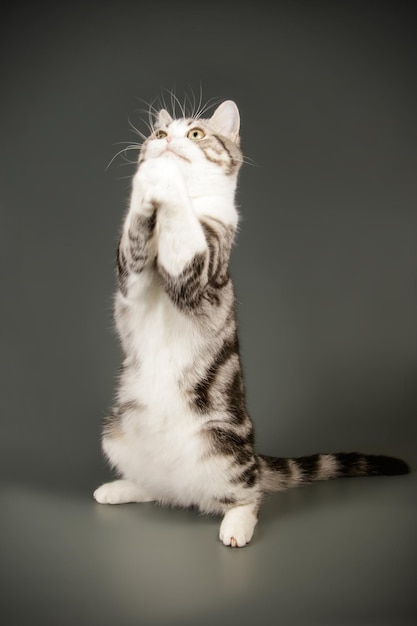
[133,158,185,211]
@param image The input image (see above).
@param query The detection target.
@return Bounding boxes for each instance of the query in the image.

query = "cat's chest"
[117,284,204,411]
[119,385,210,503]
[121,280,195,358]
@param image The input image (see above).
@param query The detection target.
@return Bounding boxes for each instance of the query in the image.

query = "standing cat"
[94,100,409,547]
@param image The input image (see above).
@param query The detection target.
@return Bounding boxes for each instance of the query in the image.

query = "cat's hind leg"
[93,479,153,505]
[219,502,259,547]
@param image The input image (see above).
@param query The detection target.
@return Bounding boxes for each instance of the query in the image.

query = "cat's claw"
[219,529,250,548]
[219,505,258,547]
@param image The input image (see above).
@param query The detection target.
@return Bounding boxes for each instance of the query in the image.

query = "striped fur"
[94,100,409,547]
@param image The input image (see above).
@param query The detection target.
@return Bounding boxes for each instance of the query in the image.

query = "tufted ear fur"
[156,109,173,127]
[210,101,240,141]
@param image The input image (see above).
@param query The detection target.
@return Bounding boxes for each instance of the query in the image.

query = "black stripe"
[102,405,125,438]
[201,221,221,279]
[336,452,410,477]
[158,252,207,310]
[226,369,247,425]
[199,145,223,167]
[201,220,234,289]
[260,455,291,477]
[121,211,157,280]
[235,460,259,488]
[213,134,238,172]
[366,454,409,476]
[217,496,237,505]
[295,454,321,481]
[129,211,157,239]
[117,399,144,414]
[181,260,205,290]
[117,242,128,275]
[116,242,128,294]
[206,426,255,465]
[193,332,239,412]
[335,452,365,477]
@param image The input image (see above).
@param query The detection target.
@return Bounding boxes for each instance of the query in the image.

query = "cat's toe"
[93,480,150,505]
[219,505,258,547]
[219,529,249,548]
[219,523,252,547]
[93,484,115,504]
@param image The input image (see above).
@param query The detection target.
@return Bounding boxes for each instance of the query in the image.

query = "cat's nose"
[166,136,173,143]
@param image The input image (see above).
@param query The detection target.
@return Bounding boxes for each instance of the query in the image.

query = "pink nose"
[166,136,173,143]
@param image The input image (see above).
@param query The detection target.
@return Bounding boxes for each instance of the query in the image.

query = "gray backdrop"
[1,1,416,625]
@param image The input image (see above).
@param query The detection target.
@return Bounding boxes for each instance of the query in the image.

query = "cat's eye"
[187,128,205,141]
[154,130,168,139]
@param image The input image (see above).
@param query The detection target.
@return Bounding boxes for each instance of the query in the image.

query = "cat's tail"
[258,451,410,493]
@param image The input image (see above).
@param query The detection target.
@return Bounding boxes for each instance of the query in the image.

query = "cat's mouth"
[162,146,191,163]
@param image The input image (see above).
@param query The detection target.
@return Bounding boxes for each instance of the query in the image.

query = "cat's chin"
[159,148,190,164]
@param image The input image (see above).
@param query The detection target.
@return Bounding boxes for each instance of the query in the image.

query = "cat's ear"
[210,100,240,141]
[156,109,173,127]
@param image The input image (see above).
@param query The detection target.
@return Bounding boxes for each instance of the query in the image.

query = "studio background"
[1,2,416,625]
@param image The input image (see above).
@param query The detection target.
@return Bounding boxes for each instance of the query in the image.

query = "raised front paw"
[132,158,185,212]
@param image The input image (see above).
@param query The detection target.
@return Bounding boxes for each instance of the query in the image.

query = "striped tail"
[259,452,410,493]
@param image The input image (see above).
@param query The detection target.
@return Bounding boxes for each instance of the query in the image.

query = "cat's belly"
[105,344,230,511]
[103,410,229,512]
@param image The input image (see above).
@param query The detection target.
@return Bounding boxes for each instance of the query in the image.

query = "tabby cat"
[93,100,409,547]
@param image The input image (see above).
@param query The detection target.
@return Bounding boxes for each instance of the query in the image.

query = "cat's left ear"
[156,109,173,127]
[210,101,240,141]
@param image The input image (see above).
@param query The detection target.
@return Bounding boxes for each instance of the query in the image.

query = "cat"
[93,99,409,547]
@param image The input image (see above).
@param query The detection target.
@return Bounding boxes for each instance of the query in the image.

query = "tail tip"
[373,455,410,476]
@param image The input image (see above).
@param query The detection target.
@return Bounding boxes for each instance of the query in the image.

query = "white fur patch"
[219,504,258,547]
[288,459,303,486]
[318,454,338,479]
[93,479,153,504]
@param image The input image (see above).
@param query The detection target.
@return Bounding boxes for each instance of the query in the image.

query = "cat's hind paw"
[219,504,258,547]
[93,479,152,505]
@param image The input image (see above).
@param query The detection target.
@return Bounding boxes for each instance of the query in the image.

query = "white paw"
[93,480,152,505]
[219,505,258,548]
[133,158,185,210]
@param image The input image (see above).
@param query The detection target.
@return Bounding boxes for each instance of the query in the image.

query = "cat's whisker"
[195,83,203,119]
[128,117,149,141]
[193,95,222,121]
[133,97,159,134]
[241,155,258,167]
[168,88,186,120]
[105,144,141,170]
[147,97,161,133]
[113,172,138,181]
[185,87,197,119]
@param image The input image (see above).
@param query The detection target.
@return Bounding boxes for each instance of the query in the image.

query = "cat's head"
[140,101,243,182]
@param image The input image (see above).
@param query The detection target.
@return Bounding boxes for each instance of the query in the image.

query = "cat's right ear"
[156,109,173,128]
[210,101,240,142]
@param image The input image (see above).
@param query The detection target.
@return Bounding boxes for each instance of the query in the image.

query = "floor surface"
[1,467,416,626]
